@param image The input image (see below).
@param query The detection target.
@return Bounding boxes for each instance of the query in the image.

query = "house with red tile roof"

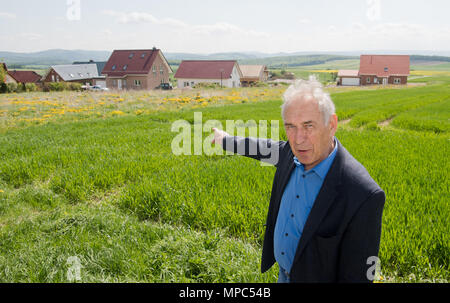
[359,55,410,85]
[174,60,242,88]
[102,48,172,90]
[7,70,42,85]
[337,55,410,86]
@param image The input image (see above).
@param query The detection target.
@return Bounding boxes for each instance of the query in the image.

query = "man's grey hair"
[281,75,336,125]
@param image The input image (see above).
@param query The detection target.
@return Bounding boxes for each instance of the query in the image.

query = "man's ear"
[330,114,338,135]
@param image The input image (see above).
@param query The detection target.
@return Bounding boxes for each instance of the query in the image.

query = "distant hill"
[0,49,111,68]
[1,49,449,71]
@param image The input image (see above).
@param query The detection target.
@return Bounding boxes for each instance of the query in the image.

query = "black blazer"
[222,136,385,282]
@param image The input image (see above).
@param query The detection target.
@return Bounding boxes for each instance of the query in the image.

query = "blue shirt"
[274,138,338,272]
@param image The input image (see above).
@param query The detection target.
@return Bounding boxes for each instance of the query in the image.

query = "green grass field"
[0,78,449,282]
[411,62,450,71]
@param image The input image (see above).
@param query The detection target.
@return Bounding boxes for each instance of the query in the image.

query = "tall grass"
[0,82,449,282]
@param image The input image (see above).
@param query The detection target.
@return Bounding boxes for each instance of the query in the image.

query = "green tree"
[0,82,7,93]
[0,64,6,83]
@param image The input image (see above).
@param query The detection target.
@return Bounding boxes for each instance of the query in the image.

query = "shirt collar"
[293,137,338,179]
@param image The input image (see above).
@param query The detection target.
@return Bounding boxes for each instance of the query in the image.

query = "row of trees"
[0,82,39,94]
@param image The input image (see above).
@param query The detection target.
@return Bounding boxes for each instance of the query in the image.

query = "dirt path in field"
[339,118,351,125]
[378,118,393,127]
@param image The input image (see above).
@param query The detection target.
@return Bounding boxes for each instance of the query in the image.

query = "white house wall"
[177,77,240,88]
[176,65,242,88]
[341,77,360,86]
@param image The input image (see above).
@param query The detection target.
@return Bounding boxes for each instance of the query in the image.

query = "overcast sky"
[0,0,449,53]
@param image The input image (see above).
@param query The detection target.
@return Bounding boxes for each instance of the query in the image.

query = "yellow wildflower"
[111,110,125,116]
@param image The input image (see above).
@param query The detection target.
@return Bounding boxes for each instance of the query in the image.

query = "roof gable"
[102,49,171,76]
[174,60,239,79]
[359,55,410,77]
[240,65,266,78]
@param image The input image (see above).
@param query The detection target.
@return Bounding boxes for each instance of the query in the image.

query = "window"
[374,77,378,84]
[184,82,189,87]
[52,75,55,82]
[112,65,116,70]
[69,73,74,78]
[152,66,157,75]
[112,79,117,86]
[141,53,146,59]
[191,81,195,87]
[384,67,388,72]
[394,78,401,84]
[123,65,128,70]
[78,73,83,77]
[366,77,371,84]
[129,53,134,59]
[160,65,164,75]
[134,80,141,86]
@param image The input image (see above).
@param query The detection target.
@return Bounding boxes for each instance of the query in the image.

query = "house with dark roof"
[102,48,172,90]
[174,60,242,88]
[72,60,107,88]
[337,55,410,86]
[7,70,42,85]
[73,60,107,76]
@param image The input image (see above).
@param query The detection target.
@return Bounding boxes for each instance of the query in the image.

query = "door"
[382,78,387,85]
[118,79,122,89]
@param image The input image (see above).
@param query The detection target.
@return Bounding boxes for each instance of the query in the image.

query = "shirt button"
[281,252,285,255]
[296,195,299,198]
[285,233,289,236]
[302,174,306,178]
[291,214,294,218]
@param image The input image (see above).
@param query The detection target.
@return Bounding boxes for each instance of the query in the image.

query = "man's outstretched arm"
[211,127,284,167]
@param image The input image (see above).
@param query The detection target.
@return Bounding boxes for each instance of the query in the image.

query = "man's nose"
[294,128,308,144]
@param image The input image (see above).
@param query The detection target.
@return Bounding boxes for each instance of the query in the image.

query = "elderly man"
[212,77,385,282]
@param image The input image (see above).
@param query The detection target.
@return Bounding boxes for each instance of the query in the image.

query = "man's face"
[283,96,338,170]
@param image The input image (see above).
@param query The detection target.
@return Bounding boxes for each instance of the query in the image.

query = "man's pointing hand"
[211,128,230,147]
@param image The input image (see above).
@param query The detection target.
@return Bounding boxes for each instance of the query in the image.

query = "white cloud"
[0,12,16,19]
[298,18,311,25]
[102,10,187,27]
[318,22,450,51]
[351,22,367,33]
[19,33,42,41]
[102,10,270,39]
[327,25,338,32]
[102,29,113,36]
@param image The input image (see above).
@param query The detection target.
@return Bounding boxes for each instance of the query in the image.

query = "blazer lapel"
[271,143,295,222]
[292,141,344,265]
